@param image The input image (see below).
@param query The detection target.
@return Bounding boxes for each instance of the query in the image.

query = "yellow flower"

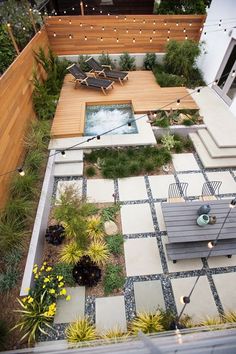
[22,297,27,303]
[40,266,45,271]
[33,267,38,274]
[66,295,71,301]
[35,274,39,279]
[28,297,34,304]
[59,288,67,296]
[44,277,50,283]
[49,289,55,294]
[46,267,52,272]
[57,276,63,282]
[43,285,46,289]
[58,281,64,288]
[43,262,47,265]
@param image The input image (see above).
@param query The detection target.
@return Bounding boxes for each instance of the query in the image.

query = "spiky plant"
[87,240,110,266]
[222,311,236,323]
[198,316,222,327]
[102,327,129,340]
[0,216,27,253]
[66,318,97,343]
[59,242,83,265]
[87,216,104,241]
[130,312,164,335]
[24,120,50,151]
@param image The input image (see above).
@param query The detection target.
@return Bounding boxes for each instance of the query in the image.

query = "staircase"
[53,150,84,177]
[189,87,236,169]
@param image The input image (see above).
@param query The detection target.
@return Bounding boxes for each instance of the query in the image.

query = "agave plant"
[87,240,110,266]
[130,312,164,335]
[72,256,101,287]
[45,224,65,246]
[59,242,83,265]
[66,318,97,343]
[86,216,104,241]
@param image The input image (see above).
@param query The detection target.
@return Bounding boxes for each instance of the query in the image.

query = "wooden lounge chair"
[86,57,128,85]
[67,63,114,95]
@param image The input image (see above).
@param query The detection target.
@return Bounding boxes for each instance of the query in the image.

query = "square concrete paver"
[148,175,175,199]
[172,276,218,321]
[177,173,206,197]
[206,171,236,195]
[118,177,148,201]
[172,153,200,172]
[162,236,203,272]
[56,180,83,202]
[96,296,127,333]
[121,204,154,234]
[86,179,114,203]
[54,287,85,324]
[154,203,166,231]
[134,280,165,313]
[212,273,236,312]
[124,238,163,276]
[208,255,236,268]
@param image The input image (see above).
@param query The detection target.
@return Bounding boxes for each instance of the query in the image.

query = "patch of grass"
[153,116,170,128]
[86,166,96,177]
[106,234,124,256]
[182,119,194,126]
[104,264,125,295]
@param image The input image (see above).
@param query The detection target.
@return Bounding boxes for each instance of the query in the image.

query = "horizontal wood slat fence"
[45,14,205,55]
[0,29,49,208]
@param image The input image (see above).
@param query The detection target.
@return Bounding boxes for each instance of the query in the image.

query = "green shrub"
[0,217,26,253]
[4,248,22,267]
[144,53,156,70]
[98,52,114,69]
[100,204,120,222]
[78,54,91,72]
[183,119,194,126]
[154,117,170,128]
[154,0,206,15]
[32,77,58,120]
[0,25,16,75]
[128,161,140,175]
[119,52,136,71]
[0,319,8,350]
[0,266,18,293]
[161,134,176,151]
[155,71,186,87]
[52,263,76,287]
[86,166,96,177]
[174,141,184,153]
[188,66,206,88]
[130,312,164,334]
[24,149,45,172]
[144,160,155,173]
[158,147,172,163]
[10,172,38,199]
[106,234,124,256]
[24,120,50,151]
[104,264,125,295]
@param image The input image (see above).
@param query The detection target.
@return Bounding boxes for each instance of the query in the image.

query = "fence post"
[6,24,20,55]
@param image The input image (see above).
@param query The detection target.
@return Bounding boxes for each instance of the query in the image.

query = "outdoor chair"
[67,63,114,95]
[200,181,222,201]
[86,57,129,85]
[168,182,188,203]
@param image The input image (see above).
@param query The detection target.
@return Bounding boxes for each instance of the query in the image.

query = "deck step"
[189,133,236,168]
[198,129,236,158]
[55,149,83,163]
[54,162,83,177]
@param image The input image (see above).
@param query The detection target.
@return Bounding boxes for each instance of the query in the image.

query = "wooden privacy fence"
[45,14,205,55]
[0,29,49,208]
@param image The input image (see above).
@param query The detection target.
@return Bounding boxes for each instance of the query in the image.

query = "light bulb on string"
[80,23,83,27]
[204,31,206,35]
[90,25,93,29]
[167,36,170,41]
[164,21,167,26]
[153,29,156,34]
[133,18,136,22]
[102,26,105,31]
[61,151,66,158]
[53,32,56,37]
[185,35,188,40]
[230,197,236,208]
[59,18,61,21]
[180,296,190,305]
[153,20,156,25]
[213,79,218,85]
[126,29,129,33]
[208,241,215,249]
[69,34,73,39]
[176,22,179,26]
[116,37,119,43]
[168,29,170,34]
[54,12,57,15]
[63,10,66,14]
[72,7,75,11]
[143,19,146,24]
[100,37,103,42]
[124,16,127,21]
[200,27,202,32]
[17,168,25,177]
[150,37,153,43]
[177,99,180,106]
[189,22,192,26]
[100,10,103,14]
[69,20,72,24]
[85,4,88,7]
[139,29,142,34]
[128,120,132,128]
[133,38,136,43]
[114,28,117,32]
[232,70,236,78]
[97,135,101,140]
[197,88,201,94]
[92,7,95,11]
[183,28,186,33]
[116,15,118,19]
[84,36,87,41]
[108,13,110,16]
[224,28,227,32]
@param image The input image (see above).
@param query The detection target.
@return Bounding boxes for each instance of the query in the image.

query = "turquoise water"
[84,104,138,136]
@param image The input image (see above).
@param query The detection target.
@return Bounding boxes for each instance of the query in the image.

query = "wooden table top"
[162,199,236,243]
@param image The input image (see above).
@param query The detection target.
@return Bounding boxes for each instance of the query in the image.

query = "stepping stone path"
[172,153,200,172]
[134,280,165,313]
[213,273,236,312]
[121,204,154,234]
[54,287,85,324]
[95,296,127,334]
[86,179,115,203]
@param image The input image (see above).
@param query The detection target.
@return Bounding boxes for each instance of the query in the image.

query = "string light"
[126,29,129,33]
[90,25,93,29]
[164,21,167,26]
[197,88,201,94]
[133,38,136,43]
[232,70,236,78]
[176,22,179,26]
[153,29,156,34]
[63,10,66,14]
[168,29,170,33]
[100,37,103,41]
[213,79,219,85]
[59,18,61,21]
[53,32,56,37]
[69,34,73,39]
[124,16,127,21]
[189,22,192,26]
[69,20,72,24]
[116,15,118,19]
[143,19,146,24]
[133,18,136,22]
[114,28,117,32]
[102,26,105,31]
[150,37,153,43]
[17,168,25,177]
[84,36,87,41]
[180,296,190,305]
[100,10,102,14]
[139,29,142,34]
[80,23,83,27]
[183,28,186,33]
[116,37,119,43]
[72,7,75,11]
[97,135,101,140]
[92,7,95,11]
[177,99,180,105]
[185,35,188,40]
[208,241,215,249]
[61,151,66,158]
[167,36,170,41]
[153,20,156,25]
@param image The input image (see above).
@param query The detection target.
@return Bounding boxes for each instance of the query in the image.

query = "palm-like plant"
[130,312,164,335]
[12,292,54,344]
[87,216,104,241]
[59,242,83,265]
[66,318,97,343]
[87,241,110,266]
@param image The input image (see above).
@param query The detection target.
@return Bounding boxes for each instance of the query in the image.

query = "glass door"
[214,40,236,105]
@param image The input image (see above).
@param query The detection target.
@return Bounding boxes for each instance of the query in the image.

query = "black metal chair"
[201,181,222,201]
[168,182,188,203]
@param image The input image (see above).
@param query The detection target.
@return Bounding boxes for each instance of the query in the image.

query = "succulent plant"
[45,224,65,246]
[72,256,101,287]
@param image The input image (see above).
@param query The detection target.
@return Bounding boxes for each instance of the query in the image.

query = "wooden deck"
[51,71,198,138]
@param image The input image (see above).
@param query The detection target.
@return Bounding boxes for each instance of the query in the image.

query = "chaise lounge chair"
[67,63,114,95]
[85,57,128,85]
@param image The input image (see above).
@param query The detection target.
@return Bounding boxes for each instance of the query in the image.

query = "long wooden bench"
[166,239,236,263]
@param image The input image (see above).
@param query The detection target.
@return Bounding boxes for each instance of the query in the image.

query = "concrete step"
[189,133,236,168]
[54,162,83,177]
[198,129,236,158]
[55,149,83,163]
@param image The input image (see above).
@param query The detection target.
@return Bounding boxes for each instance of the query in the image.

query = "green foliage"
[24,149,45,172]
[174,141,184,153]
[144,53,156,70]
[106,234,124,256]
[182,119,194,126]
[154,0,206,14]
[52,263,76,287]
[161,133,176,151]
[102,327,129,340]
[0,216,26,253]
[66,318,97,343]
[222,311,236,323]
[0,266,18,293]
[87,240,110,266]
[10,171,38,199]
[104,264,125,295]
[86,166,96,177]
[153,63,186,87]
[98,52,115,69]
[130,312,164,334]
[4,197,33,223]
[119,52,136,71]
[0,319,8,350]
[59,242,83,265]
[0,25,16,75]
[24,120,50,151]
[153,116,170,128]
[100,204,120,222]
[87,216,104,241]
[78,55,91,72]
